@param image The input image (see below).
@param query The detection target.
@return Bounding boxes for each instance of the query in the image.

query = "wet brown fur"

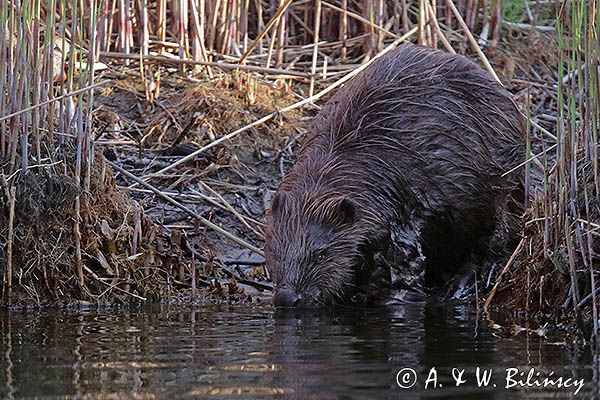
[265,44,525,306]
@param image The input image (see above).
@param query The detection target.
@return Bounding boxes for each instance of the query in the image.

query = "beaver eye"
[315,250,327,262]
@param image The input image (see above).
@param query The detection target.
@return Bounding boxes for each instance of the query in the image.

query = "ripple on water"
[0,304,596,399]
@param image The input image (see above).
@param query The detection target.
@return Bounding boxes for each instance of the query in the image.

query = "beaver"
[265,43,525,307]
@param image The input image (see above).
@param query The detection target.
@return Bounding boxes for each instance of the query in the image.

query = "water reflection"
[0,304,597,399]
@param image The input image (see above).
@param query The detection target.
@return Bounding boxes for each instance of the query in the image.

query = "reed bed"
[480,0,599,336]
[1,0,598,339]
[0,0,98,304]
[551,0,600,336]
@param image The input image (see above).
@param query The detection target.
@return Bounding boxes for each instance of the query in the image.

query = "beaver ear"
[333,197,357,225]
[271,192,287,217]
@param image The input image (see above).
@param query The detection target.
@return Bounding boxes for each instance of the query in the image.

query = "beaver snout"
[273,288,321,308]
[273,289,300,307]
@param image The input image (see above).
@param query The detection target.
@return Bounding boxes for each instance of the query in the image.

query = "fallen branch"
[221,267,273,291]
[502,21,556,33]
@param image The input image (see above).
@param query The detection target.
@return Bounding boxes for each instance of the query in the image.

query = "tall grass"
[478,1,600,338]
[0,0,100,303]
[30,0,514,98]
[545,0,599,336]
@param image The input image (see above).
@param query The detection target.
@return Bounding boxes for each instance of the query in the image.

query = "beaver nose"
[273,289,301,307]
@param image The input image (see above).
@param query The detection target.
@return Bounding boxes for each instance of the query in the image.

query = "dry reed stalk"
[309,0,321,98]
[107,0,118,53]
[189,0,213,76]
[178,0,190,73]
[502,143,558,178]
[275,0,287,67]
[196,181,264,237]
[445,0,453,35]
[418,0,426,45]
[98,51,310,77]
[376,0,383,50]
[7,0,19,174]
[6,186,16,305]
[74,149,84,288]
[71,0,85,289]
[265,14,279,68]
[85,0,99,193]
[0,80,111,123]
[468,0,478,32]
[366,0,376,54]
[401,0,409,32]
[140,0,149,57]
[424,0,432,46]
[208,0,221,55]
[490,0,501,44]
[241,0,249,52]
[119,0,131,65]
[425,0,454,53]
[340,0,348,59]
[238,0,293,65]
[157,0,167,50]
[98,0,110,53]
[31,0,41,165]
[217,0,230,55]
[446,0,500,83]
[484,238,526,313]
[255,0,265,53]
[431,0,437,46]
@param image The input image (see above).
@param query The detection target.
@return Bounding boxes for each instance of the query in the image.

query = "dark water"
[0,304,597,399]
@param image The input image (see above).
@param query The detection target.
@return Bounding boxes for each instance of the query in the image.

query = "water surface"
[0,303,597,399]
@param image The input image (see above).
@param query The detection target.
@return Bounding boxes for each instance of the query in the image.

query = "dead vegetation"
[0,154,165,305]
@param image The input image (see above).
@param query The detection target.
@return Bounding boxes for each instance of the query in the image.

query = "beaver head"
[265,190,366,307]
